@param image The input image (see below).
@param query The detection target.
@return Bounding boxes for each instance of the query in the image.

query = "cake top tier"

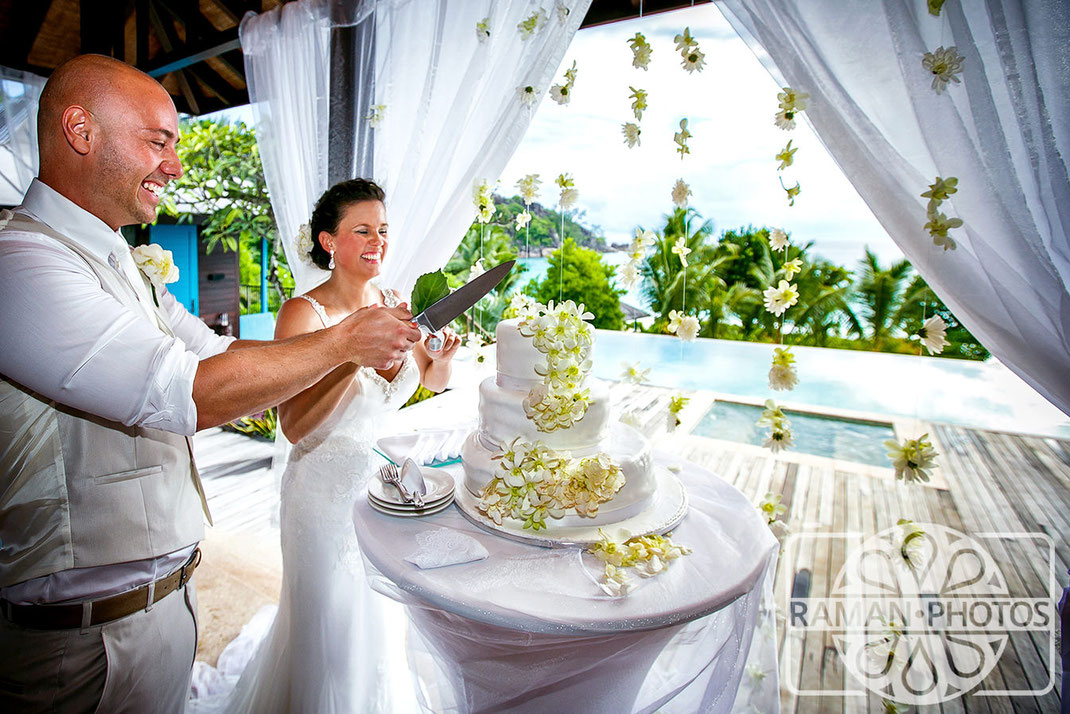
[495,301,596,385]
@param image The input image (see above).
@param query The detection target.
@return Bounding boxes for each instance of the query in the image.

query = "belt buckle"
[178,547,202,587]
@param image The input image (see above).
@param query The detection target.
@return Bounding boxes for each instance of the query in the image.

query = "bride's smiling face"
[324,199,388,278]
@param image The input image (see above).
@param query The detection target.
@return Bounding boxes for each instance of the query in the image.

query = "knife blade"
[414,260,514,336]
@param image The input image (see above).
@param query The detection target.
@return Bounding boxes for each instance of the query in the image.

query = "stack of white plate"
[367,465,456,517]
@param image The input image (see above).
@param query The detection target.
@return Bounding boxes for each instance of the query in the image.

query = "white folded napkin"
[379,424,474,466]
[400,458,426,497]
[404,528,489,569]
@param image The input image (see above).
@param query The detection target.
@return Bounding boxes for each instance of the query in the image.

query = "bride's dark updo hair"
[308,178,386,270]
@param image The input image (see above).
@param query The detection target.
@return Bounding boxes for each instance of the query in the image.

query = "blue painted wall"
[150,224,199,314]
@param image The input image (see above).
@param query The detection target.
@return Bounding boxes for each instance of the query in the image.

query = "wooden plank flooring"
[194,383,1067,713]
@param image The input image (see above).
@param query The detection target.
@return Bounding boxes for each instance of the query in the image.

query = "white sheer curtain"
[0,67,46,206]
[717,0,1070,416]
[241,0,592,296]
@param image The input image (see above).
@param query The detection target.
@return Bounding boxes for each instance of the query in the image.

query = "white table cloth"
[353,450,781,714]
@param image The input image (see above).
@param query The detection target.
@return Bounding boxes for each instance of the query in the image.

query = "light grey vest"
[0,213,209,588]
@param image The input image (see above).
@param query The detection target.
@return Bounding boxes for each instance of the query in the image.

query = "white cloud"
[500,4,903,268]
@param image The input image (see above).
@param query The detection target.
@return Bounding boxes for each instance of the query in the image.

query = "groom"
[0,55,421,712]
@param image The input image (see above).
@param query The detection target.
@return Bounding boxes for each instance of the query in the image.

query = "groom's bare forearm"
[193,331,347,430]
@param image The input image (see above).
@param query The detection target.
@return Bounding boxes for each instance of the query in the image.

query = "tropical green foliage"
[161,118,294,311]
[529,238,625,330]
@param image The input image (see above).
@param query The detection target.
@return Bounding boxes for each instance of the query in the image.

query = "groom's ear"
[61,106,93,155]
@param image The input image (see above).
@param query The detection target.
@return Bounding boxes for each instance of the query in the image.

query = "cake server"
[413,260,515,350]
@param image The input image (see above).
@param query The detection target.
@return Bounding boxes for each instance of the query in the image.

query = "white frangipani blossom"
[922,46,965,94]
[671,179,692,208]
[768,228,789,251]
[917,314,949,354]
[516,174,541,205]
[515,210,532,231]
[517,9,547,39]
[763,280,799,317]
[628,33,652,70]
[671,237,692,267]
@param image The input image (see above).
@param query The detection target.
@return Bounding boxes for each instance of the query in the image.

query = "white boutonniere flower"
[132,243,179,306]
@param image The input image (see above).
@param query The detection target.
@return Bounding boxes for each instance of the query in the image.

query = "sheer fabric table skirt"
[352,450,781,714]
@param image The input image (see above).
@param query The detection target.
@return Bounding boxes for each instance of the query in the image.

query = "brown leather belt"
[0,548,201,630]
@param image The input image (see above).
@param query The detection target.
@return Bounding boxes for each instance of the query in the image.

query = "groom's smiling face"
[93,79,183,228]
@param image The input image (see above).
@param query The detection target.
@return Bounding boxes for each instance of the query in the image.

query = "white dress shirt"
[0,178,235,604]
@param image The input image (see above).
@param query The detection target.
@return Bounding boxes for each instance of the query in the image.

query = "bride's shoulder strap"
[294,293,330,327]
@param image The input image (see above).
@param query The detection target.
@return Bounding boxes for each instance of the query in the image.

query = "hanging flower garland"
[921,46,965,94]
[884,434,938,484]
[517,84,541,108]
[619,228,654,290]
[554,1,570,24]
[475,17,490,43]
[550,60,578,105]
[629,87,647,121]
[517,9,547,40]
[366,104,385,129]
[667,393,690,431]
[621,122,641,148]
[673,27,705,74]
[671,179,692,208]
[758,399,794,453]
[921,176,962,250]
[621,87,647,149]
[673,118,691,158]
[628,32,652,70]
[555,173,578,301]
[515,173,541,257]
[916,314,949,354]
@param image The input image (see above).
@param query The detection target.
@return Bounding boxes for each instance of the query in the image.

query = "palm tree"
[791,261,859,346]
[853,248,913,349]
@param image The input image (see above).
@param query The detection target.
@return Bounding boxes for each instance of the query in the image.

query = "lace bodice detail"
[289,287,420,464]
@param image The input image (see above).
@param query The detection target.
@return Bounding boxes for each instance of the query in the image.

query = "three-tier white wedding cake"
[461,301,661,533]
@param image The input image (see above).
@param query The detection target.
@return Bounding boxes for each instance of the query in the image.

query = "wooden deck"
[194,382,1068,713]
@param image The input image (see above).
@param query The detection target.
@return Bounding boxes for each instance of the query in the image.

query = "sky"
[498,3,904,269]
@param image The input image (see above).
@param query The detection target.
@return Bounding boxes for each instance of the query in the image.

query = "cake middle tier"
[478,375,610,452]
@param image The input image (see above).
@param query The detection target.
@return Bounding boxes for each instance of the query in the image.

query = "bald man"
[0,55,421,712]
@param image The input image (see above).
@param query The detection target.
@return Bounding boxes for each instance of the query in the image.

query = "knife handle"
[427,332,443,352]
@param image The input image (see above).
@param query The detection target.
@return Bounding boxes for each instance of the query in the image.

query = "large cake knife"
[413,260,515,351]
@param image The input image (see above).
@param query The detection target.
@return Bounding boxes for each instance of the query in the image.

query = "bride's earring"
[328,248,335,270]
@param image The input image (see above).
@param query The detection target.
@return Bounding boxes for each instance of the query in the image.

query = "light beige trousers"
[0,584,197,713]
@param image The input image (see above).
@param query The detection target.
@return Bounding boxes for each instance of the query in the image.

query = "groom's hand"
[338,305,421,369]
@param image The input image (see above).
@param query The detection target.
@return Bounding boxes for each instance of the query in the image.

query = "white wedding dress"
[190,289,422,714]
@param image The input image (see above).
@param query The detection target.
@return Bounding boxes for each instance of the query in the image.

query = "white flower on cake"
[295,223,316,266]
[517,9,547,39]
[922,46,964,94]
[516,173,542,205]
[517,84,540,108]
[884,434,938,484]
[783,258,803,281]
[555,173,579,209]
[917,315,949,354]
[768,347,799,391]
[515,210,532,231]
[776,140,797,170]
[628,33,652,70]
[473,179,495,223]
[479,437,624,530]
[366,104,385,129]
[475,17,490,43]
[517,300,596,432]
[589,530,691,597]
[671,179,692,208]
[132,244,180,286]
[763,280,799,317]
[671,237,692,267]
[768,228,789,251]
[621,122,641,148]
[674,118,691,159]
[924,210,961,251]
[621,361,650,384]
[629,87,647,121]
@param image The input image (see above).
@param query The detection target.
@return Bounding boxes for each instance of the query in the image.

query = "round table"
[353,450,781,713]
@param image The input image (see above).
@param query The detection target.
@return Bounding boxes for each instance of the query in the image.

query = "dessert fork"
[379,463,425,508]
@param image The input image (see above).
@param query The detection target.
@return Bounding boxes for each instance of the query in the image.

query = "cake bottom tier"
[461,422,656,528]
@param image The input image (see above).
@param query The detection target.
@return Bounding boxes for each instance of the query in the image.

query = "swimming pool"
[692,401,897,466]
[592,330,1070,439]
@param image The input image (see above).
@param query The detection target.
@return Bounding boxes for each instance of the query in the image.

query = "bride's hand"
[426,329,460,362]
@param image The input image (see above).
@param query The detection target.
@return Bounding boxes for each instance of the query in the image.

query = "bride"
[193,178,459,713]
